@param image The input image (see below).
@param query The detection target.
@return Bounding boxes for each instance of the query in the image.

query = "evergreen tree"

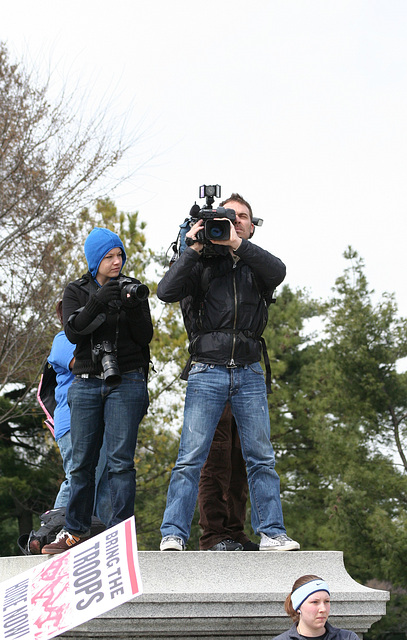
[259,252,407,638]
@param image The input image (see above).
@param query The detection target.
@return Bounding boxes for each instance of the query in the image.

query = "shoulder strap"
[66,276,106,335]
[259,337,272,394]
[67,306,106,335]
[180,355,193,381]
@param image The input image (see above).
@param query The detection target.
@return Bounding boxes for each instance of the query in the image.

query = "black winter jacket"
[62,272,153,376]
[157,239,286,366]
[272,621,360,640]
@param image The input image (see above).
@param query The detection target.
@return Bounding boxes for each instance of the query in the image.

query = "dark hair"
[220,193,253,221]
[56,300,63,326]
[284,574,323,623]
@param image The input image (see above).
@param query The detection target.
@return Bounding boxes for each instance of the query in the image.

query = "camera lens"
[205,219,230,242]
[122,282,149,302]
[207,225,223,239]
[101,353,122,388]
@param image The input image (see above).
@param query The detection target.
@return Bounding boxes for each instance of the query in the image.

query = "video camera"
[171,184,263,260]
[193,185,236,246]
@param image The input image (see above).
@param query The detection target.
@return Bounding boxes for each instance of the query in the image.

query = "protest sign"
[0,516,142,640]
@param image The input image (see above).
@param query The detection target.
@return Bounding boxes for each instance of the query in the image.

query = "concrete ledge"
[0,551,389,639]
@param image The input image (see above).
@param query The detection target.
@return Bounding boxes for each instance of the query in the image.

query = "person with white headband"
[272,574,359,639]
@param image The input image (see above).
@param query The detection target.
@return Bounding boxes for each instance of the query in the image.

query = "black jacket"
[272,621,360,640]
[62,272,153,376]
[157,239,286,366]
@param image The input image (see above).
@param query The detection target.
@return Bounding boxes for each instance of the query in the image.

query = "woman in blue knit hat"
[273,575,359,639]
[42,227,153,553]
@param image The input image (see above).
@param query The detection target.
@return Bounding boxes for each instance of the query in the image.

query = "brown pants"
[198,403,250,550]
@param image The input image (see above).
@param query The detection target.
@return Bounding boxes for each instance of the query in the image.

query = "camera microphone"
[189,203,200,217]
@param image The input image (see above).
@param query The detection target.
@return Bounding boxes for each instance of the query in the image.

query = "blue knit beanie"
[84,227,127,279]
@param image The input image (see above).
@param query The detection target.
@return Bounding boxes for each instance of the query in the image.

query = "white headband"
[291,579,330,611]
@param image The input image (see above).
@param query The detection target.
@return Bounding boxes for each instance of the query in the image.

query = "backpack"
[17,507,106,555]
[37,361,58,437]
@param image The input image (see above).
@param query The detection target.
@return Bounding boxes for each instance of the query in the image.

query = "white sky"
[2,1,407,315]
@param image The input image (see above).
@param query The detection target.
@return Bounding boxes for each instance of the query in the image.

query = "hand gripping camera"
[118,277,149,302]
[171,185,264,260]
[193,185,236,245]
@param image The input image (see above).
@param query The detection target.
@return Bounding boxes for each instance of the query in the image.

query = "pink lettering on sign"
[31,554,70,638]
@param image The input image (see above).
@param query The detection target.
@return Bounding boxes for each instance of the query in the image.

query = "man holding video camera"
[158,191,299,552]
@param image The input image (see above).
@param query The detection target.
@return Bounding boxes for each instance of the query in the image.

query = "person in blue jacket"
[48,301,112,526]
[273,575,359,639]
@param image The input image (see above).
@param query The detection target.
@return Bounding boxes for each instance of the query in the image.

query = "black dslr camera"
[118,277,149,302]
[92,340,121,388]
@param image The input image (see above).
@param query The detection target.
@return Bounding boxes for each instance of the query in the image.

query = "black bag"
[37,361,57,436]
[17,507,106,555]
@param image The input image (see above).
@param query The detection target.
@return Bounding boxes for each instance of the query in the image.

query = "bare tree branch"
[0,42,140,423]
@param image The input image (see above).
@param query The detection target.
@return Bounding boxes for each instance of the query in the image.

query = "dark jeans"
[66,371,148,535]
[55,429,112,526]
[198,402,250,550]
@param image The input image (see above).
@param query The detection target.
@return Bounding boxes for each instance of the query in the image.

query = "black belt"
[77,367,144,380]
[77,373,103,379]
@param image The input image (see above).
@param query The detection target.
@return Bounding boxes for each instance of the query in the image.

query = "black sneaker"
[242,540,260,551]
[206,538,243,551]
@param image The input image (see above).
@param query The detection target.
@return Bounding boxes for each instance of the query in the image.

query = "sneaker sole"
[259,543,300,551]
[160,546,183,551]
[42,547,69,555]
[205,547,243,551]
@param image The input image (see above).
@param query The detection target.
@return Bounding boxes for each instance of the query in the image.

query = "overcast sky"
[2,1,407,316]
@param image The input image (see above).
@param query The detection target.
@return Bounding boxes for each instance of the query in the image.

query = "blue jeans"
[66,371,148,535]
[55,430,112,526]
[160,362,286,543]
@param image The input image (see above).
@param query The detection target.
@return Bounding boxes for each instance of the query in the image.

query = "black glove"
[95,280,121,305]
[120,288,139,308]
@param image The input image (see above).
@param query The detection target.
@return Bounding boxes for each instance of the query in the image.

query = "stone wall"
[0,550,389,639]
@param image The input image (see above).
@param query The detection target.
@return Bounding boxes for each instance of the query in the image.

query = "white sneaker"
[259,533,300,551]
[160,535,185,551]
